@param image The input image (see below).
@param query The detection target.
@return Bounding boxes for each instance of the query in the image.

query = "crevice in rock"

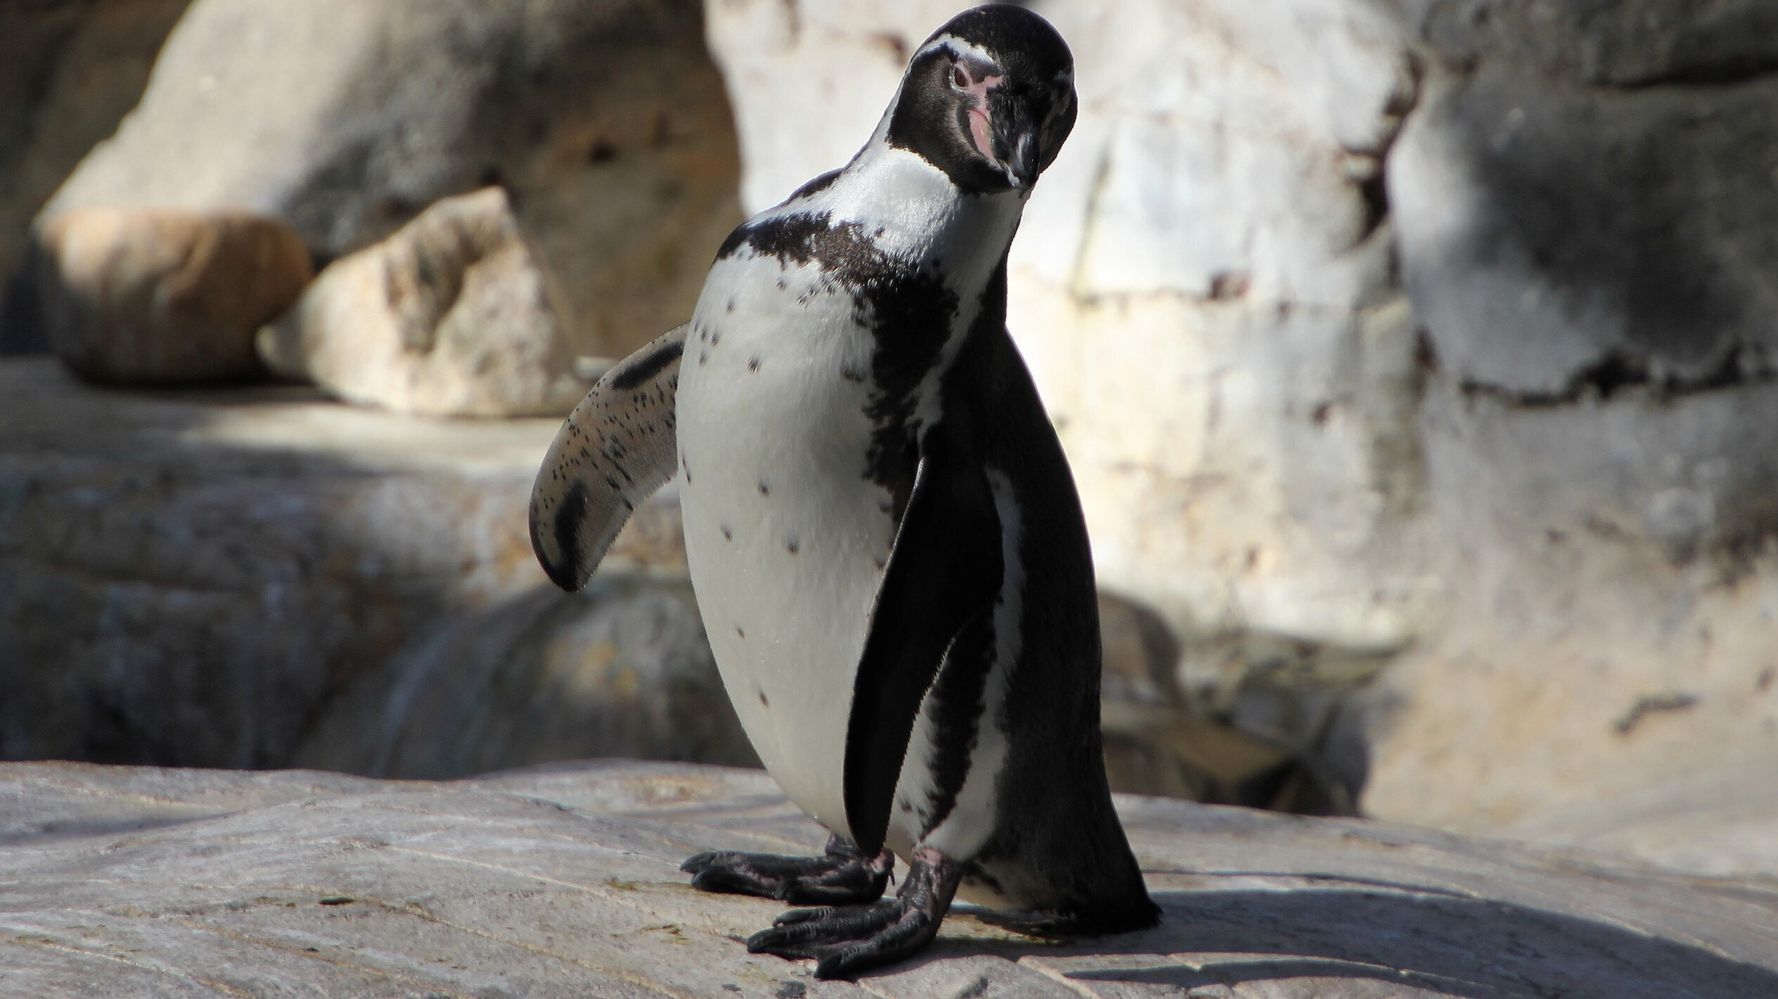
[1606,55,1778,91]
[1456,345,1778,408]
[1347,52,1423,248]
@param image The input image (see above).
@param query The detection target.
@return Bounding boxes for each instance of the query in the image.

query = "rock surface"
[36,0,740,361]
[33,208,312,383]
[258,187,589,416]
[3,760,1776,998]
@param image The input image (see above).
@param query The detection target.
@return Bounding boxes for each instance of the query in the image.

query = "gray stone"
[0,357,679,770]
[0,355,732,777]
[3,760,1776,997]
[258,187,590,417]
[1391,0,1778,86]
[296,575,756,779]
[40,0,741,360]
[33,207,312,383]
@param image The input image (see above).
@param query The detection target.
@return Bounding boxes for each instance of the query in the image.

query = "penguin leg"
[746,846,962,980]
[680,834,894,905]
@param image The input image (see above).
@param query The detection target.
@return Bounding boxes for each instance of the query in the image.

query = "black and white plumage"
[530,5,1155,978]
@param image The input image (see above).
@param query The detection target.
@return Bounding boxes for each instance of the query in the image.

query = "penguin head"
[886,5,1077,194]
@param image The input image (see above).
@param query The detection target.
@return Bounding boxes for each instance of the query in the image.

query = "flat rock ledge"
[3,761,1775,998]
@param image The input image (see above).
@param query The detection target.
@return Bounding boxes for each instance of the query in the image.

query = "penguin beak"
[991,97,1042,190]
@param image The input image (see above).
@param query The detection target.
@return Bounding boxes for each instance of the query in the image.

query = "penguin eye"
[951,63,969,89]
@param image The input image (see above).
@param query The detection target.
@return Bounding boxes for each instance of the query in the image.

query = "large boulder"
[34,207,312,383]
[36,0,741,361]
[294,573,756,778]
[258,187,589,417]
[0,358,699,770]
[3,760,1776,997]
[0,0,193,351]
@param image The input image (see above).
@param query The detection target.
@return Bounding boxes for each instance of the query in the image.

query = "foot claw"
[678,840,892,904]
[742,849,964,979]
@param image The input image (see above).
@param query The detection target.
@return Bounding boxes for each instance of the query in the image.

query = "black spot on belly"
[786,538,799,555]
[758,480,770,497]
[721,524,733,541]
[758,688,770,708]
[747,356,761,373]
[726,297,736,313]
[735,625,746,640]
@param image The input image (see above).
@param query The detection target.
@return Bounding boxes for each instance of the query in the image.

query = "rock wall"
[704,0,1778,830]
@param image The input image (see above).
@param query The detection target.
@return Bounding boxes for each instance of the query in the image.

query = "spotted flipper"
[529,324,687,591]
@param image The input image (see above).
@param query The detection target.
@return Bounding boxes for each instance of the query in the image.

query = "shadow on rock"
[1034,887,1778,998]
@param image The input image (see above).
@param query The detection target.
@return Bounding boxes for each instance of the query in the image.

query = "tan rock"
[41,0,740,361]
[34,207,312,382]
[258,187,590,417]
[0,0,191,326]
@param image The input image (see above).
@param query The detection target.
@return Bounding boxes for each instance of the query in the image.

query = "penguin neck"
[815,137,1027,298]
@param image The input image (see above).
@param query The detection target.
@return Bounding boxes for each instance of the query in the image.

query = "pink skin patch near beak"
[963,74,1003,161]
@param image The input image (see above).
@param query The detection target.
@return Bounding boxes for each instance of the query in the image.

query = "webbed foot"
[746,846,961,979]
[680,833,893,905]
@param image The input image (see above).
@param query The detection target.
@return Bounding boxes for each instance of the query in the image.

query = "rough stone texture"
[33,208,312,383]
[3,760,1776,998]
[1496,749,1778,880]
[37,0,740,361]
[258,187,590,417]
[706,0,1778,835]
[1389,0,1778,86]
[0,0,192,347]
[0,358,700,771]
[1359,1,1778,829]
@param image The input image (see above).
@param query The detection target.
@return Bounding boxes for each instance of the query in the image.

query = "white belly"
[676,254,896,838]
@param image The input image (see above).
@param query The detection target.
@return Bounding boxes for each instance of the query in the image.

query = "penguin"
[530,5,1157,979]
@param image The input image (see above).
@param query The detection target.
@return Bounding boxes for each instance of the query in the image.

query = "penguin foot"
[680,833,893,904]
[746,846,962,980]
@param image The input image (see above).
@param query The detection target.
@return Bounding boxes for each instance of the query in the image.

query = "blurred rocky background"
[3,0,1776,885]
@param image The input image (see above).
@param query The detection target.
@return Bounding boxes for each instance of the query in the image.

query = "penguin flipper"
[528,324,687,591]
[844,437,1004,856]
